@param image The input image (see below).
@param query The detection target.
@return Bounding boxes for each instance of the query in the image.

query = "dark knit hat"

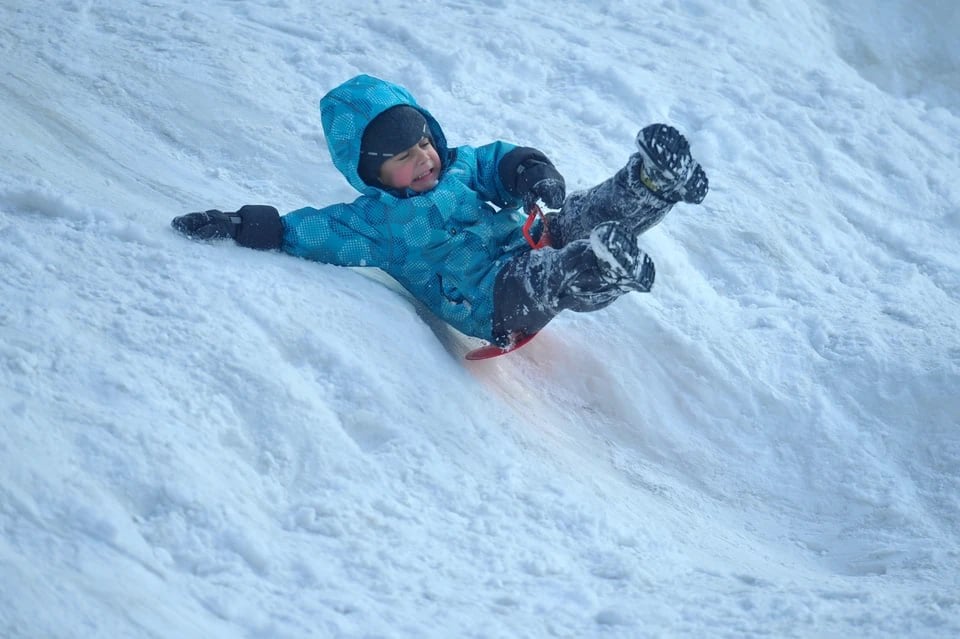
[358,105,430,185]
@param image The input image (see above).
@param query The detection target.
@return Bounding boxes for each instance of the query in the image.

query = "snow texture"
[2,1,959,638]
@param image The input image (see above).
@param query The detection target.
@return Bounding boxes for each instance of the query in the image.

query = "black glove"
[499,147,566,209]
[519,167,565,209]
[171,209,240,241]
[171,205,283,250]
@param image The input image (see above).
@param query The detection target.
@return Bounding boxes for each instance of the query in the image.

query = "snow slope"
[2,1,958,637]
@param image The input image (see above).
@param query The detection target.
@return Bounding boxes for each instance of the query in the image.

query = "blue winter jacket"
[281,75,531,341]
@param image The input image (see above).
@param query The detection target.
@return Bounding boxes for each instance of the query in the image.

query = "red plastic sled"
[465,333,538,360]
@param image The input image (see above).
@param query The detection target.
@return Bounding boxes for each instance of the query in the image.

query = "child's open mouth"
[411,166,437,188]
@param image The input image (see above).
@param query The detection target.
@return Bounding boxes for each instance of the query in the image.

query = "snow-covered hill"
[2,1,958,637]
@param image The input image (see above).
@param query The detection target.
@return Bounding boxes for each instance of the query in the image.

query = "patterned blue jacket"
[281,75,531,341]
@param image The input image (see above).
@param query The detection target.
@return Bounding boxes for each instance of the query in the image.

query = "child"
[172,74,708,347]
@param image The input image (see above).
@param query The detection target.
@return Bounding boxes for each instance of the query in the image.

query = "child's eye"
[419,138,430,148]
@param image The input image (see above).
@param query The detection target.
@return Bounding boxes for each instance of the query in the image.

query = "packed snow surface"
[2,1,958,637]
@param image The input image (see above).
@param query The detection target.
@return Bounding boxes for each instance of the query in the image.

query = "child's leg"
[549,169,672,246]
[492,227,656,343]
[493,243,619,342]
[548,124,708,247]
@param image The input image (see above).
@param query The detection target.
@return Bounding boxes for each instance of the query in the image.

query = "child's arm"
[280,203,388,267]
[465,142,522,207]
[171,203,388,268]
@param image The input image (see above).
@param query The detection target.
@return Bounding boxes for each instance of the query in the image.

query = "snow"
[1,0,958,637]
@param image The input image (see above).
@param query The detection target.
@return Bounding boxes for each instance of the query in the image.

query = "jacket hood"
[320,75,448,196]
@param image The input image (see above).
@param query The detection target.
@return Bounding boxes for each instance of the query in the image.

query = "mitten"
[499,147,566,209]
[171,209,239,241]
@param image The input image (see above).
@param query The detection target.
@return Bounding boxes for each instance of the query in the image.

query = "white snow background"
[2,1,959,637]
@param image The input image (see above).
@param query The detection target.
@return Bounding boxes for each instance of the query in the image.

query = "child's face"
[378,137,441,192]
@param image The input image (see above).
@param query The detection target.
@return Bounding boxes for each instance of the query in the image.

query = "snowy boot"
[629,124,709,204]
[589,221,656,292]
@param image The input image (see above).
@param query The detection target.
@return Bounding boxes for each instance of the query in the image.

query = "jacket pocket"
[437,274,466,304]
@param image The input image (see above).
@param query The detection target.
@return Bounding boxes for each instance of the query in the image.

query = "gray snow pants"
[492,160,674,344]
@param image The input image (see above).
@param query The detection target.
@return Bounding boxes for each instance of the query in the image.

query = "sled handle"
[522,202,551,249]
